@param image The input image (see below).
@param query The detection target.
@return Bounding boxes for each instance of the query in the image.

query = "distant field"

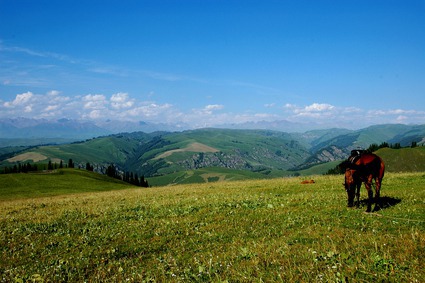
[154,142,219,160]
[1,172,423,282]
[0,169,134,200]
[148,167,276,186]
[6,152,48,163]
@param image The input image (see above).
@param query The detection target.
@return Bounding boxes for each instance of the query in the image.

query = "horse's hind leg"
[365,180,373,212]
[373,178,382,212]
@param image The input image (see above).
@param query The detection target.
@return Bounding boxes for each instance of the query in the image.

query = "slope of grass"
[0,169,133,200]
[1,134,151,167]
[143,128,310,171]
[1,172,424,282]
[376,146,425,172]
[148,167,277,186]
[34,136,139,164]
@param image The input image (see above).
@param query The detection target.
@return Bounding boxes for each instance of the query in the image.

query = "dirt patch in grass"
[201,173,226,182]
[155,142,219,159]
[7,152,48,162]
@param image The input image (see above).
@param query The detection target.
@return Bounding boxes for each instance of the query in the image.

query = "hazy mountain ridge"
[0,118,111,140]
[0,118,349,141]
[0,118,183,141]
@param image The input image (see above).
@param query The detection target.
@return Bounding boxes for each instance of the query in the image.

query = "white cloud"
[1,90,424,129]
[110,92,134,109]
[284,103,297,110]
[83,94,107,109]
[396,115,408,122]
[44,105,58,111]
[202,104,224,114]
[3,91,33,107]
[283,103,337,119]
[126,103,173,118]
[205,104,224,111]
[291,103,335,116]
[281,102,425,128]
[87,110,102,119]
[47,90,60,96]
[304,103,334,112]
[264,103,276,108]
[24,105,32,113]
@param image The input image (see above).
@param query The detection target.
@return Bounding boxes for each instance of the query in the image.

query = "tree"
[129,172,134,184]
[106,164,116,178]
[68,159,74,168]
[392,143,401,149]
[124,171,130,183]
[379,142,389,149]
[368,143,379,152]
[134,173,140,186]
[140,175,149,187]
[86,162,94,171]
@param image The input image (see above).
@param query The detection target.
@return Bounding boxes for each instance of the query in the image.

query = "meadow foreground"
[1,172,424,282]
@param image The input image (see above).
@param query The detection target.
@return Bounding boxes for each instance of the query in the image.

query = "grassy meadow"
[0,169,133,200]
[1,172,424,282]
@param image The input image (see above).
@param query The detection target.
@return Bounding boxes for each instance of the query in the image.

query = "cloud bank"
[1,91,424,130]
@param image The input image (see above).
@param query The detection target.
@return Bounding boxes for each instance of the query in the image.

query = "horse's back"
[356,153,377,164]
[356,153,385,179]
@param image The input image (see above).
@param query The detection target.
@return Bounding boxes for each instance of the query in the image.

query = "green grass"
[148,160,354,186]
[149,167,276,186]
[1,172,424,282]
[0,169,133,200]
[376,147,425,172]
[35,136,138,164]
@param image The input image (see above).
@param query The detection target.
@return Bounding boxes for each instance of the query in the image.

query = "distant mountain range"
[1,123,424,185]
[0,117,348,141]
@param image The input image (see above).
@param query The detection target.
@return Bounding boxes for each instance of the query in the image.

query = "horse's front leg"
[365,176,373,212]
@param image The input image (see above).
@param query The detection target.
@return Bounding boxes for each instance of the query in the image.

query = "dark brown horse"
[342,152,385,212]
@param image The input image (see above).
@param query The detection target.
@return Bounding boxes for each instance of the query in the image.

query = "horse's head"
[344,168,357,207]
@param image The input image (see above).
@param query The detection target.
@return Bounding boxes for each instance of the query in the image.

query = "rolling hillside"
[1,124,424,185]
[0,169,134,200]
[375,146,425,172]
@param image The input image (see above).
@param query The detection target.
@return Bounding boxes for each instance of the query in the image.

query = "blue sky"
[1,0,424,129]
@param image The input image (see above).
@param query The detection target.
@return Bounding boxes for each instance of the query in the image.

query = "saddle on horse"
[348,149,367,164]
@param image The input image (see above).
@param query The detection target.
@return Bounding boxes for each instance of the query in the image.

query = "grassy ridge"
[1,173,424,282]
[148,167,279,187]
[0,169,133,200]
[148,162,340,187]
[376,147,425,172]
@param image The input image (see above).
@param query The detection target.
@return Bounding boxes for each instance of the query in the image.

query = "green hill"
[375,146,425,172]
[1,125,424,186]
[148,167,287,187]
[0,169,134,200]
[136,128,309,176]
